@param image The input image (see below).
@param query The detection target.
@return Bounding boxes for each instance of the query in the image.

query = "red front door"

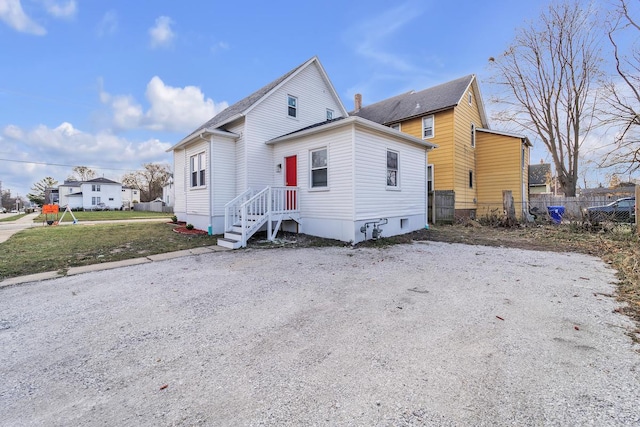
[285,155,297,210]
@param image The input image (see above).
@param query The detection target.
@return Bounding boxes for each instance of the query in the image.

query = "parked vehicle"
[91,203,110,211]
[584,197,636,223]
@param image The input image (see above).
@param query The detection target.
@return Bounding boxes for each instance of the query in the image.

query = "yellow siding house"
[353,75,531,220]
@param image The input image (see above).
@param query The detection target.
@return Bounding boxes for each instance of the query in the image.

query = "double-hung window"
[190,152,206,188]
[422,115,434,139]
[288,95,298,118]
[92,184,101,192]
[310,148,327,188]
[386,150,399,188]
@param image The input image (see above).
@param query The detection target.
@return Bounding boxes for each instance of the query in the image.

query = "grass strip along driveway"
[0,222,217,280]
[34,210,173,223]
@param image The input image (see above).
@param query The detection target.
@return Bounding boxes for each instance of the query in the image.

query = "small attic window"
[468,91,473,106]
[288,95,298,118]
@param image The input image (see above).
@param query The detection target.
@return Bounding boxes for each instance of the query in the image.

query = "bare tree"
[489,1,602,196]
[599,0,640,172]
[67,166,97,182]
[121,163,171,202]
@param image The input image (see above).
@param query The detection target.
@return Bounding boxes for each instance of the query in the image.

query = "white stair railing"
[224,188,255,232]
[223,186,299,248]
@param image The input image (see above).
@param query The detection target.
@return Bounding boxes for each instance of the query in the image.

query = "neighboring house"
[529,162,552,194]
[58,178,122,210]
[168,56,437,248]
[162,175,174,207]
[352,75,531,220]
[121,186,140,209]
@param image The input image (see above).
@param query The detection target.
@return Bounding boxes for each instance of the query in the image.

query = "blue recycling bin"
[547,206,565,224]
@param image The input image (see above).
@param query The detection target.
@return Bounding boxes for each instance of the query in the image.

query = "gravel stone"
[1,242,639,426]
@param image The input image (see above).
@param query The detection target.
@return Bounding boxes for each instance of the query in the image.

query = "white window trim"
[468,91,473,106]
[471,123,476,148]
[427,164,434,193]
[309,147,328,190]
[190,151,207,189]
[386,149,400,190]
[326,108,334,120]
[287,95,298,119]
[390,123,401,131]
[422,115,434,139]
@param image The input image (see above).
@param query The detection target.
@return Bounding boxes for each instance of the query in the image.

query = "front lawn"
[0,222,217,280]
[35,210,172,222]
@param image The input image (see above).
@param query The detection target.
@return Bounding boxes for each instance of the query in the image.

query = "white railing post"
[268,187,273,241]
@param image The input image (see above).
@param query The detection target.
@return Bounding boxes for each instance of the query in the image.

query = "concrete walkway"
[0,213,229,287]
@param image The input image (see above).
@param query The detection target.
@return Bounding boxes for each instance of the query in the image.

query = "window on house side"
[310,148,328,188]
[427,164,434,193]
[468,92,472,106]
[390,123,401,131]
[92,196,101,205]
[387,150,399,187]
[422,115,434,139]
[469,170,474,188]
[471,123,476,147]
[92,184,101,192]
[190,152,206,187]
[326,109,333,120]
[288,95,298,118]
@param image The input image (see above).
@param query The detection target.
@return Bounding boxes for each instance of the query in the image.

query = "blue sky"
[0,0,630,199]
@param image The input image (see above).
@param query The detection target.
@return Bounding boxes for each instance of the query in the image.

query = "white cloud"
[97,9,117,36]
[1,121,173,196]
[346,2,422,73]
[43,0,76,18]
[100,76,228,133]
[149,16,175,49]
[0,0,46,35]
[211,41,229,54]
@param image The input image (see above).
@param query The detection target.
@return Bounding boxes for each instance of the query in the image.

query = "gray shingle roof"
[351,75,474,125]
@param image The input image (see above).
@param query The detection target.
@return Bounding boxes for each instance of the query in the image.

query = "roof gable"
[352,75,488,126]
[172,56,348,149]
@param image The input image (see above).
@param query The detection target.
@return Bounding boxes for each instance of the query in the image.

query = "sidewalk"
[0,212,42,244]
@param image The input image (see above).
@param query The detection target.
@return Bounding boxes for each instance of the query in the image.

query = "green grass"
[0,213,27,222]
[0,222,218,280]
[35,210,172,223]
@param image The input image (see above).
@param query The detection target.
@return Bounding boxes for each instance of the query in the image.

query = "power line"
[0,157,147,172]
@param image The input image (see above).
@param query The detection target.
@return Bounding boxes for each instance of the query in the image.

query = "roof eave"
[267,116,438,150]
[167,126,241,152]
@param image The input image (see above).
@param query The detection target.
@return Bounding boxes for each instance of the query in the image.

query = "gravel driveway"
[1,242,639,426]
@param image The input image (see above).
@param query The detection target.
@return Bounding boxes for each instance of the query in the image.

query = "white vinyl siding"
[211,136,237,216]
[173,149,186,214]
[184,140,209,214]
[422,115,434,139]
[271,127,354,221]
[354,128,426,219]
[244,61,344,190]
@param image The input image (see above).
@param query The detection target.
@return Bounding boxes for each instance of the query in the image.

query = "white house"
[162,175,174,208]
[168,57,436,248]
[121,186,141,209]
[58,178,123,210]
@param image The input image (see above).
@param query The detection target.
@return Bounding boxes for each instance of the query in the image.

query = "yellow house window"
[471,123,476,147]
[422,115,434,139]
